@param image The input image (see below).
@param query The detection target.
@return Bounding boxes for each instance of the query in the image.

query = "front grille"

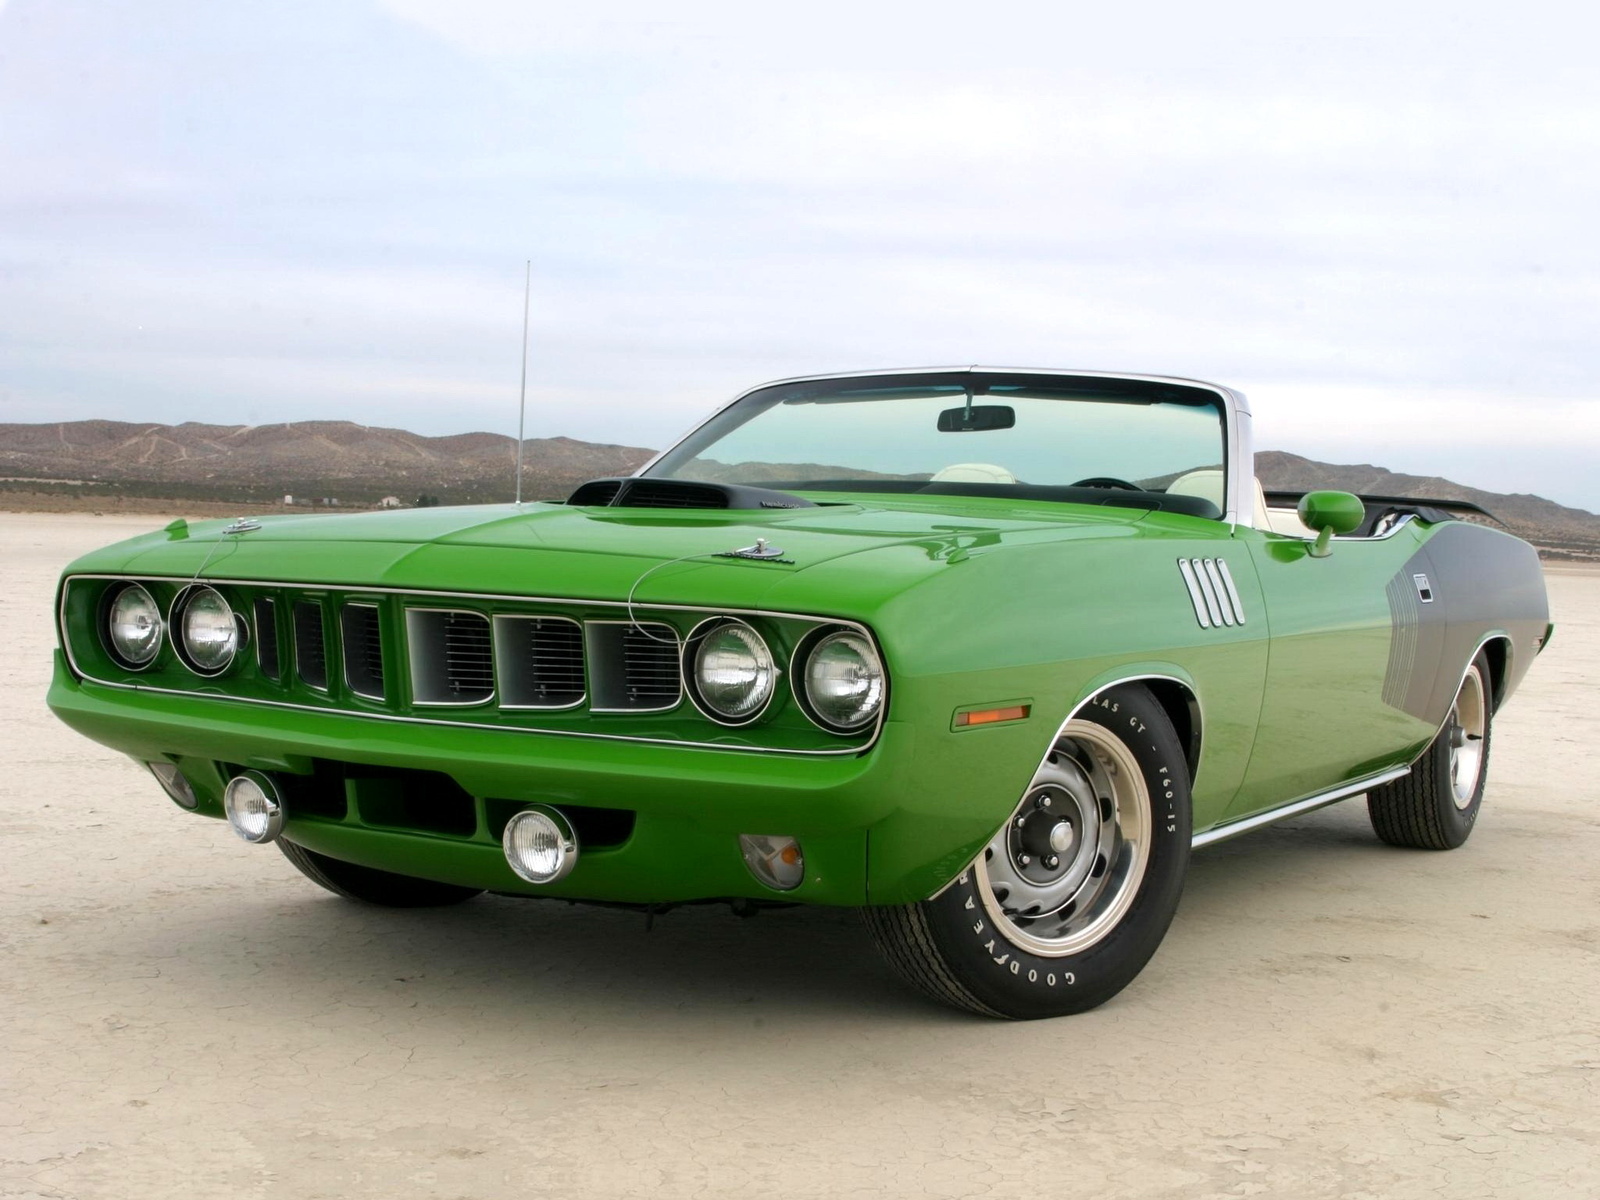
[293,602,327,690]
[254,598,280,680]
[494,616,585,708]
[585,622,682,711]
[407,609,494,705]
[340,603,385,700]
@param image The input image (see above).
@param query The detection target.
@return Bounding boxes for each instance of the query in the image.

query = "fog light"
[739,834,804,891]
[223,771,284,844]
[146,761,197,810]
[503,806,578,884]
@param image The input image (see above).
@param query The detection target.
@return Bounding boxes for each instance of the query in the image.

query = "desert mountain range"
[2,419,1595,558]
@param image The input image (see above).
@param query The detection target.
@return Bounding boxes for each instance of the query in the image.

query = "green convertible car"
[49,369,1552,1018]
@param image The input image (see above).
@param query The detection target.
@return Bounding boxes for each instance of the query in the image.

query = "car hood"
[70,498,1152,615]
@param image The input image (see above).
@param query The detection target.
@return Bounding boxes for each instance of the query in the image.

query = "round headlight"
[802,630,885,732]
[107,583,163,667]
[690,620,776,723]
[176,586,238,674]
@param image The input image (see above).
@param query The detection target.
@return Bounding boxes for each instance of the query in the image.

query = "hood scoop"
[566,477,816,511]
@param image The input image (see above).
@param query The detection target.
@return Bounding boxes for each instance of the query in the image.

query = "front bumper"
[49,652,1039,906]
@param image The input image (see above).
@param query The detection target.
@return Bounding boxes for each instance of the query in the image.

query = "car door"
[1226,520,1444,819]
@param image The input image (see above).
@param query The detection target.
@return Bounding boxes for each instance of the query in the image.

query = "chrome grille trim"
[254,597,280,680]
[585,620,682,713]
[58,574,888,756]
[406,608,495,706]
[493,615,585,710]
[340,602,385,701]
[293,601,328,691]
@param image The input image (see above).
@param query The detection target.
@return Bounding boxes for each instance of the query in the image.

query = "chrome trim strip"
[58,576,889,755]
[1215,560,1247,626]
[1176,560,1212,629]
[1190,766,1411,849]
[929,672,1202,899]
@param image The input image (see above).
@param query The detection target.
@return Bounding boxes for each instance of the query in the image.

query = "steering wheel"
[1069,476,1142,491]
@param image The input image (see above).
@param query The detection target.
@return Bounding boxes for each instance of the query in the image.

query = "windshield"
[645,372,1230,518]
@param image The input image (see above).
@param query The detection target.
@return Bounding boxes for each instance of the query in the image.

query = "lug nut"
[1035,794,1052,809]
[1015,816,1027,829]
[1044,855,1060,869]
[1017,854,1031,867]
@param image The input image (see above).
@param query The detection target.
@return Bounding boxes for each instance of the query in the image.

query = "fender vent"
[1177,559,1246,628]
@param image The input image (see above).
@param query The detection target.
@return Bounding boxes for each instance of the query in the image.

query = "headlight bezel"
[102,582,165,670]
[794,626,887,734]
[683,617,779,726]
[171,584,244,677]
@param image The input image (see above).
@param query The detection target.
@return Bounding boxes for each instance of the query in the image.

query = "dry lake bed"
[2,512,1597,1199]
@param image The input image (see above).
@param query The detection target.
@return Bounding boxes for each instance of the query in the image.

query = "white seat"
[930,462,1017,485]
[1167,469,1316,536]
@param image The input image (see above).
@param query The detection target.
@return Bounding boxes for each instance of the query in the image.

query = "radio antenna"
[514,259,531,505]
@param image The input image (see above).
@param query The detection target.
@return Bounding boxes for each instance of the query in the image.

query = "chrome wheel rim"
[1448,665,1488,810]
[974,720,1151,958]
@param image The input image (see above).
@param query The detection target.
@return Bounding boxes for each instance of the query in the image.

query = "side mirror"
[1297,490,1366,557]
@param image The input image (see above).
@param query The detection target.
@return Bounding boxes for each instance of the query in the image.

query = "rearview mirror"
[1297,490,1366,557]
[937,405,1015,433]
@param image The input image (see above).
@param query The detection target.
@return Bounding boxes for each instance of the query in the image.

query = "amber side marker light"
[954,704,1032,728]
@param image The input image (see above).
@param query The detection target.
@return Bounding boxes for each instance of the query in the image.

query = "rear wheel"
[278,840,483,907]
[865,684,1191,1019]
[1368,651,1494,850]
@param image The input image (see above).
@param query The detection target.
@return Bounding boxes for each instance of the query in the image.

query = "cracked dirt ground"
[2,513,1596,1200]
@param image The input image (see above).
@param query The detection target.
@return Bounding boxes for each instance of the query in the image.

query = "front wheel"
[278,840,484,907]
[1368,651,1494,850]
[865,685,1191,1019]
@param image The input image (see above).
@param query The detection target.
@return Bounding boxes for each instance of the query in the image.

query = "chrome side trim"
[1190,766,1411,849]
[1192,560,1226,626]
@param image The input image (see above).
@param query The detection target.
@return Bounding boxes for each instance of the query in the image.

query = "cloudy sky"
[2,1,1597,508]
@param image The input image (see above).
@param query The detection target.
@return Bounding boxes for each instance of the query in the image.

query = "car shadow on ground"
[97,799,1420,1030]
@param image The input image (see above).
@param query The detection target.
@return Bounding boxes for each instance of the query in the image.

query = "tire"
[278,839,484,907]
[1368,650,1493,850]
[864,684,1192,1019]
